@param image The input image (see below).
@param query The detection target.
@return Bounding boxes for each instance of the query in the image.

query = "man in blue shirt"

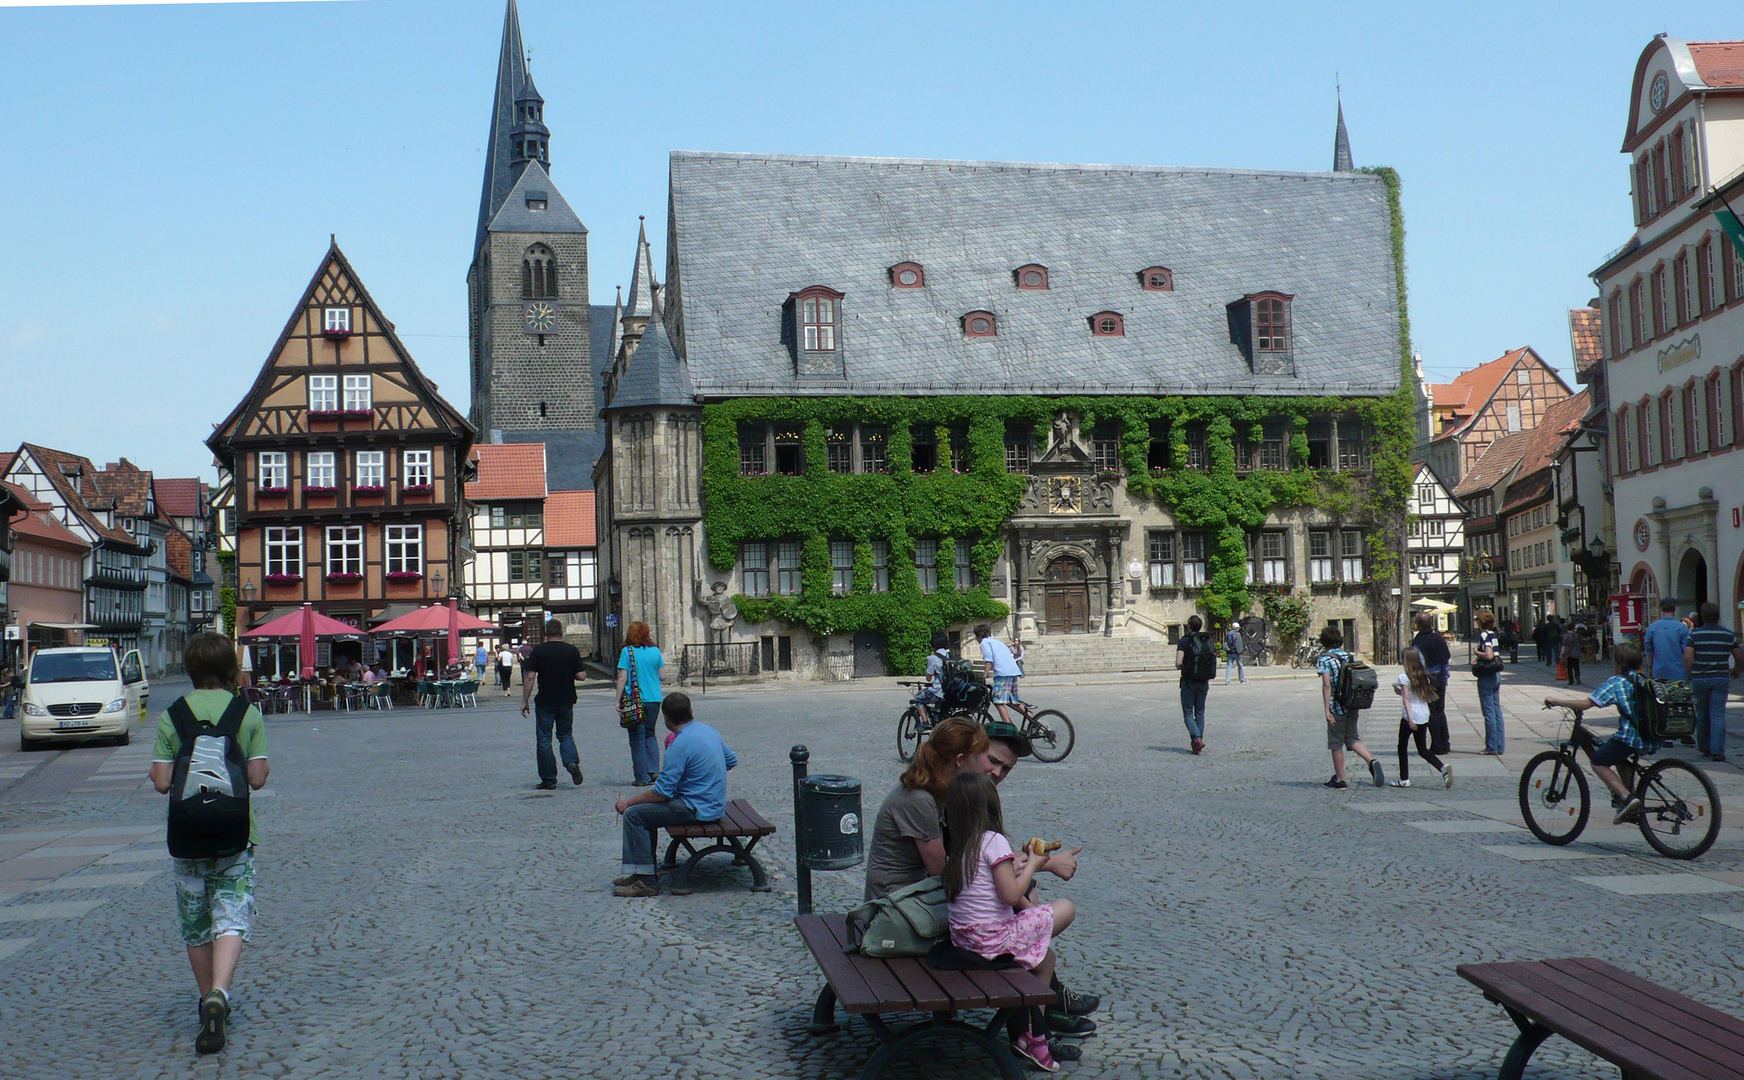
[1641,597,1691,681]
[1543,640,1658,823]
[612,692,737,897]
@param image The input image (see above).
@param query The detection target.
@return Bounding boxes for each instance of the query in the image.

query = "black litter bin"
[796,774,863,871]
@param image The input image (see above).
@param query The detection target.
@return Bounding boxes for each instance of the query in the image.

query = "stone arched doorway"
[1044,556,1090,634]
[1676,549,1709,609]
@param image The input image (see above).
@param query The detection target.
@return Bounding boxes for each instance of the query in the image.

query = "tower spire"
[625,216,657,321]
[1332,83,1354,172]
[474,0,537,255]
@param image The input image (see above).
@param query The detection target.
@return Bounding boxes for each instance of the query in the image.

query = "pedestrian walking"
[1501,619,1521,664]
[975,624,1024,726]
[1410,612,1453,756]
[1642,597,1691,681]
[1546,614,1565,671]
[1,664,19,719]
[1317,624,1383,788]
[1560,624,1584,686]
[495,644,515,694]
[147,633,270,1055]
[1391,647,1452,789]
[616,621,666,785]
[521,618,586,790]
[1472,611,1506,754]
[1685,602,1743,762]
[1531,617,1551,665]
[474,643,489,680]
[1223,622,1246,685]
[1175,615,1215,754]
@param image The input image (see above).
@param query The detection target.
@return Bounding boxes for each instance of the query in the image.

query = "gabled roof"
[605,315,694,411]
[501,428,604,491]
[2,481,88,550]
[1429,346,1572,442]
[165,528,193,580]
[667,151,1402,398]
[487,159,586,235]
[1453,430,1531,498]
[1688,41,1744,88]
[1567,307,1603,373]
[1410,459,1461,502]
[10,443,137,546]
[544,489,595,547]
[154,477,204,519]
[466,443,546,501]
[97,459,153,517]
[1512,390,1591,481]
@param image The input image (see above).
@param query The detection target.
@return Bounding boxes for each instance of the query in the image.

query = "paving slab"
[1347,802,1442,813]
[13,845,123,859]
[0,938,34,961]
[1575,874,1744,896]
[1405,819,1522,834]
[93,848,165,865]
[29,871,162,891]
[0,900,104,923]
[1480,844,1628,861]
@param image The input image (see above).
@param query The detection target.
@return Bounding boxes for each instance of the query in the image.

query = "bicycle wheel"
[1025,709,1075,763]
[1519,750,1590,845]
[897,707,924,763]
[1636,758,1720,860]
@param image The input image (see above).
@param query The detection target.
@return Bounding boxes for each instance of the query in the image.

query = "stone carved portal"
[1044,556,1091,635]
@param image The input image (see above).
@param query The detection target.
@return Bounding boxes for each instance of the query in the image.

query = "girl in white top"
[1392,647,1452,789]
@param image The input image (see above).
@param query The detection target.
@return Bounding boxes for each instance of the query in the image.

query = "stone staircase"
[1019,634,1175,676]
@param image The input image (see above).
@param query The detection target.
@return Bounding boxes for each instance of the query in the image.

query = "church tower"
[467,0,592,437]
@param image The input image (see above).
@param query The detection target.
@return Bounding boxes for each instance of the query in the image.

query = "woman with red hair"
[616,621,666,784]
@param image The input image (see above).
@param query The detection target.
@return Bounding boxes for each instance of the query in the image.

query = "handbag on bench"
[844,876,950,957]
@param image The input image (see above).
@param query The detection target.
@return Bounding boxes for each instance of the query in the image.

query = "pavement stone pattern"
[0,665,1740,1077]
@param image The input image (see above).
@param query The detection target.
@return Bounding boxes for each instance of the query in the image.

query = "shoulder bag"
[618,647,643,729]
[844,876,950,957]
[1472,633,1504,676]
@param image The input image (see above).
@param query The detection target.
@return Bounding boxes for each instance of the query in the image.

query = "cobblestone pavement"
[2,662,1742,1079]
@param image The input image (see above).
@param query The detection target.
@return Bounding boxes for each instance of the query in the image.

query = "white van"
[17,646,149,749]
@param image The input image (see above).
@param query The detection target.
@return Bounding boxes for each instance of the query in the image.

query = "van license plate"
[56,720,93,730]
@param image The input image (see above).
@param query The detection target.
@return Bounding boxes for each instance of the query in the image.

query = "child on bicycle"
[1542,639,1656,823]
[910,631,953,728]
[975,624,1024,727]
[943,771,1077,1073]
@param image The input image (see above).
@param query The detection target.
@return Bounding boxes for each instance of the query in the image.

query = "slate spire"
[625,216,657,320]
[474,0,539,255]
[1332,92,1354,172]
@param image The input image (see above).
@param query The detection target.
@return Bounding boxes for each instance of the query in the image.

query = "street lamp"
[242,581,256,603]
[432,570,445,596]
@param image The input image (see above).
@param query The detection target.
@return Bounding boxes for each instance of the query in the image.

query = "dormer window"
[1089,311,1125,337]
[787,286,846,376]
[1256,297,1288,351]
[1139,267,1174,292]
[526,190,548,211]
[890,262,925,289]
[1227,292,1295,373]
[963,311,998,339]
[800,294,837,350]
[323,307,351,337]
[1014,265,1049,290]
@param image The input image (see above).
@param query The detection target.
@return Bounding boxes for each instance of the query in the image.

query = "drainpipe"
[1698,92,1710,194]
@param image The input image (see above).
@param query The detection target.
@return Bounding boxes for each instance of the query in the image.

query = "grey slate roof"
[473,0,532,255]
[487,160,586,235]
[1333,102,1354,172]
[606,315,694,411]
[667,151,1402,399]
[625,218,657,318]
[500,429,605,491]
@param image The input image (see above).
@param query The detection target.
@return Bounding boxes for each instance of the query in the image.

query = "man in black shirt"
[521,619,587,789]
[1410,612,1453,756]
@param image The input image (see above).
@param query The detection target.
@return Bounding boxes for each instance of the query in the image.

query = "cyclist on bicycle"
[1542,639,1657,824]
[911,631,953,728]
[975,624,1024,727]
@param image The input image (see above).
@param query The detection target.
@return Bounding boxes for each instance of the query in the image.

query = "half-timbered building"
[462,442,547,642]
[1406,461,1466,629]
[1420,347,1574,485]
[207,242,474,641]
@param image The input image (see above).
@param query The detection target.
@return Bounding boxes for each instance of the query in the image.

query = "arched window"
[522,244,558,299]
[788,285,844,352]
[1255,295,1289,351]
[963,311,997,339]
[889,262,925,289]
[1089,311,1125,337]
[1138,266,1173,292]
[1013,264,1049,290]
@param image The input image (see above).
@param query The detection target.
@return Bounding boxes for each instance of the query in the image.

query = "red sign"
[1611,592,1646,636]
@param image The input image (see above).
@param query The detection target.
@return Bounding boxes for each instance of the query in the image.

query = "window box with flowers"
[264,573,303,585]
[385,571,423,582]
[258,487,289,496]
[307,409,373,419]
[326,573,363,584]
[303,486,336,494]
[400,484,433,494]
[352,486,386,495]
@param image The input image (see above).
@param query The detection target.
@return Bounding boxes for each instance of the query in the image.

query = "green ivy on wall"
[216,551,237,640]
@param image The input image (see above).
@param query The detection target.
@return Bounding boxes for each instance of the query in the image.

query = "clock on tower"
[523,300,557,335]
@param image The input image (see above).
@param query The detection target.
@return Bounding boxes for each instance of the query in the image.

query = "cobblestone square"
[2,664,1742,1079]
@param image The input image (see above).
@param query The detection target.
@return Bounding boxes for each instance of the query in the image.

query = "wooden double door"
[1043,556,1090,634]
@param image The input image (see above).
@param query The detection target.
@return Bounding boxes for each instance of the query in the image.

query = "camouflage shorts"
[172,849,255,946]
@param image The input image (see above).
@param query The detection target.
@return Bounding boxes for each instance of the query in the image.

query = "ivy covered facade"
[594,152,1414,678]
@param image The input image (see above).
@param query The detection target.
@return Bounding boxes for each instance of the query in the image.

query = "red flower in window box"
[385,571,423,582]
[353,486,385,495]
[307,410,344,418]
[258,487,289,496]
[326,573,363,584]
[321,327,352,340]
[401,484,433,494]
[340,409,373,418]
[302,485,336,494]
[263,573,303,585]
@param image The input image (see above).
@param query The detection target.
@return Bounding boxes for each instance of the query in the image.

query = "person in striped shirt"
[1683,602,1743,762]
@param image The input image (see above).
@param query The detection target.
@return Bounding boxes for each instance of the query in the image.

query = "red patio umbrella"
[242,604,365,678]
[371,604,499,636]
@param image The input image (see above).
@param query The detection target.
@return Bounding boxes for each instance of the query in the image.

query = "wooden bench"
[656,798,775,895]
[795,912,1055,1080]
[1459,957,1744,1080]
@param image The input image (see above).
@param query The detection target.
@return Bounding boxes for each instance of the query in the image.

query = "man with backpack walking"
[1223,621,1246,685]
[1410,612,1453,755]
[1316,625,1383,788]
[148,632,270,1055]
[1175,615,1216,754]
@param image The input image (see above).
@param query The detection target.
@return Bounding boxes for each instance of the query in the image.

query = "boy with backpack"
[1315,625,1383,788]
[1175,615,1217,754]
[148,632,270,1055]
[1222,622,1245,685]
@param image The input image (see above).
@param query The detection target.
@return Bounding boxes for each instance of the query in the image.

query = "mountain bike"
[1520,706,1720,859]
[947,695,1075,763]
[1291,639,1326,669]
[895,681,934,763]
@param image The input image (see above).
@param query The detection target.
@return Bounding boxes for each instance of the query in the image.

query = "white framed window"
[308,375,338,412]
[325,525,363,577]
[1147,531,1175,588]
[954,540,973,589]
[403,448,432,488]
[1716,375,1733,448]
[914,539,939,593]
[830,539,854,596]
[802,296,837,351]
[264,526,302,578]
[259,451,288,489]
[1690,383,1708,455]
[1340,530,1365,581]
[385,524,422,576]
[1181,532,1206,588]
[343,374,372,412]
[306,451,335,489]
[776,541,802,595]
[1644,402,1660,466]
[1259,531,1287,584]
[1667,391,1685,460]
[355,450,385,488]
[1309,530,1335,583]
[324,307,350,333]
[1425,518,1444,538]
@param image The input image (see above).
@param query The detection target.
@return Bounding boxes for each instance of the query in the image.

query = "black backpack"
[1183,633,1217,682]
[1631,673,1695,741]
[1332,653,1379,712]
[166,695,253,860]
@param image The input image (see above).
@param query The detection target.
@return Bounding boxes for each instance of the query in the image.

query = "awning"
[368,603,419,627]
[247,607,297,628]
[1411,598,1458,613]
[31,621,98,630]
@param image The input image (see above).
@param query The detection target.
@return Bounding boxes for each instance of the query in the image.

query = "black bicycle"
[1520,707,1720,859]
[946,695,1075,763]
[895,681,934,763]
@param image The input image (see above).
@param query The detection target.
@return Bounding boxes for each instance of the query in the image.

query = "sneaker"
[1048,1040,1083,1062]
[195,990,228,1054]
[535,779,558,790]
[566,764,584,786]
[1044,1009,1097,1036]
[1389,778,1411,788]
[1612,795,1644,825]
[1369,759,1386,787]
[1012,1033,1059,1072]
[1324,776,1348,789]
[1441,764,1454,789]
[1059,986,1100,1015]
[1190,738,1204,755]
[612,874,640,887]
[613,877,659,898]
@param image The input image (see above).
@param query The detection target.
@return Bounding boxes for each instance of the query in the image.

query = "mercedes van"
[17,646,149,749]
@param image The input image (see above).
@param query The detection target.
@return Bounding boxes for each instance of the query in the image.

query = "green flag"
[1720,207,1744,260]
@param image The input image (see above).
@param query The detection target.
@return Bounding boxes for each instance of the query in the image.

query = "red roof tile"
[544,489,595,548]
[96,459,153,517]
[1453,430,1532,498]
[1689,41,1744,89]
[465,443,546,501]
[1568,308,1603,373]
[165,528,193,579]
[155,477,204,518]
[3,481,88,550]
[14,443,136,546]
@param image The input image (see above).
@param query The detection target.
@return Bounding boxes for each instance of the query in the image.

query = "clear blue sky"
[2,0,1737,480]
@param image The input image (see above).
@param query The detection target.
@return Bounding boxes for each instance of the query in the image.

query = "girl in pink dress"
[943,772,1078,1072]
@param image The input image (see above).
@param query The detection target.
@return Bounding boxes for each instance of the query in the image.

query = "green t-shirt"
[151,690,269,848]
